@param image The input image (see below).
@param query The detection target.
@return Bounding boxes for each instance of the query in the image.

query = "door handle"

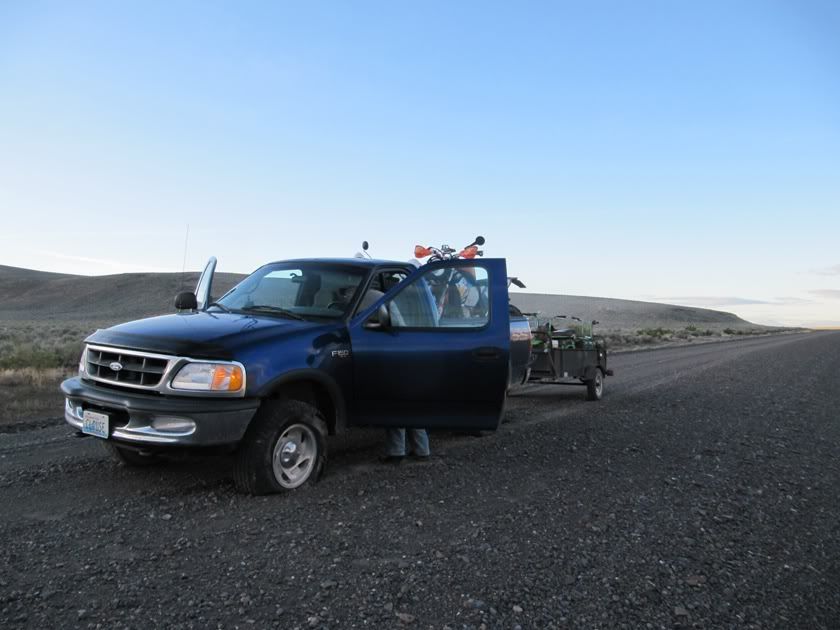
[473,347,501,360]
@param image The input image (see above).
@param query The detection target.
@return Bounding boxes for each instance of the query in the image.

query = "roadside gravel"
[0,333,837,629]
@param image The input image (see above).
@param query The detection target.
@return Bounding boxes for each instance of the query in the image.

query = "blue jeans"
[385,428,430,457]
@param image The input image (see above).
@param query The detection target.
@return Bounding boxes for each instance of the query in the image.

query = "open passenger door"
[348,258,510,431]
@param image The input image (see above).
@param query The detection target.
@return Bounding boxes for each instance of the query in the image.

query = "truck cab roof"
[267,257,415,269]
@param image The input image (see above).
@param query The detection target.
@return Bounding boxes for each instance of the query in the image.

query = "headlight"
[171,362,244,392]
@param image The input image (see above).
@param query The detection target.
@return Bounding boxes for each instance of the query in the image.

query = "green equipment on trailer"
[520,312,613,401]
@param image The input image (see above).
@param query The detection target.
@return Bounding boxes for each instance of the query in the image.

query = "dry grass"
[601,325,793,350]
[0,322,99,369]
[0,321,106,428]
[0,324,87,427]
[0,367,70,387]
[0,367,71,428]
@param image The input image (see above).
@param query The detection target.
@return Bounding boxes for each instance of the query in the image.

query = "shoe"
[409,453,431,462]
[379,455,405,464]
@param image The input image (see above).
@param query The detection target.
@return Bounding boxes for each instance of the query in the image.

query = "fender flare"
[255,369,348,434]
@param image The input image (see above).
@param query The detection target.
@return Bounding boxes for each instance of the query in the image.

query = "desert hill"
[509,292,752,332]
[0,265,244,323]
[0,265,761,331]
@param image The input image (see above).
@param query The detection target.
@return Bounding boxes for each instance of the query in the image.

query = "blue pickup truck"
[62,254,534,493]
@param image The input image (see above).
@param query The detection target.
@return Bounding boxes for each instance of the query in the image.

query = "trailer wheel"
[234,400,328,495]
[585,370,604,401]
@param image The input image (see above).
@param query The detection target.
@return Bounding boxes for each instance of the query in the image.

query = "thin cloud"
[810,289,840,300]
[33,250,173,273]
[811,264,840,276]
[660,296,771,306]
[656,296,812,307]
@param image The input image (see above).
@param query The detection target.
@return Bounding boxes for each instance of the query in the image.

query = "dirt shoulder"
[609,328,807,354]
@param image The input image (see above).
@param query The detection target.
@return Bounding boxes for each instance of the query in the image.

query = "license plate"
[82,410,110,439]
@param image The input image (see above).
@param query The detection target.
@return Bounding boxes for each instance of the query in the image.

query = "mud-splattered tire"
[233,400,327,495]
[586,370,604,401]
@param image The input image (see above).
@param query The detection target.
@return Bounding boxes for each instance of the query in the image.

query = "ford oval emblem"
[109,361,123,372]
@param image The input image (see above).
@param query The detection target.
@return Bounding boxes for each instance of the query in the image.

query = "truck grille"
[86,346,171,389]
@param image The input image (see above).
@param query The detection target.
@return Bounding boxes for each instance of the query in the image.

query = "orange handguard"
[459,245,479,259]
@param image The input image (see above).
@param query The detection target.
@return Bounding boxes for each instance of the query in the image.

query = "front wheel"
[233,400,328,495]
[585,370,604,401]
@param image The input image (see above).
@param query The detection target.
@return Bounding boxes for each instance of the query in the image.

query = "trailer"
[510,306,614,400]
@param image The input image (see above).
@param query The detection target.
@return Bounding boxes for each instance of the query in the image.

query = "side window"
[389,278,436,327]
[389,265,490,329]
[354,270,410,317]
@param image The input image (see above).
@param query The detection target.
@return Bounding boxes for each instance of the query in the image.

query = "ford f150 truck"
[62,254,535,494]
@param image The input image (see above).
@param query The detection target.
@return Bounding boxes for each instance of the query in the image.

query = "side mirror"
[364,304,392,330]
[175,291,198,311]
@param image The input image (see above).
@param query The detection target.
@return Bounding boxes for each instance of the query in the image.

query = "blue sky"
[1,1,838,326]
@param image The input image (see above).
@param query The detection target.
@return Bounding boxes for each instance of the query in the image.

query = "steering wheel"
[327,301,345,311]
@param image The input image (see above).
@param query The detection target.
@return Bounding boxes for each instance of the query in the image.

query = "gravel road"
[1,332,838,629]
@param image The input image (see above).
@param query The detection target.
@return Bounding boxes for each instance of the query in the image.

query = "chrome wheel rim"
[272,423,318,489]
[595,373,603,396]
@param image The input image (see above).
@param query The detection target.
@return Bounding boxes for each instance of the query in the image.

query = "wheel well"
[265,380,338,435]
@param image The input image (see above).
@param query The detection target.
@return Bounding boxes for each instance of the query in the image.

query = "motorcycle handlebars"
[414,236,485,262]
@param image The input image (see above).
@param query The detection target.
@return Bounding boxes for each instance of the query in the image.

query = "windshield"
[215,263,368,320]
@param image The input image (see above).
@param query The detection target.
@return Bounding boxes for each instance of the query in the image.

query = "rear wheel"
[234,400,327,495]
[585,370,604,401]
[104,442,163,467]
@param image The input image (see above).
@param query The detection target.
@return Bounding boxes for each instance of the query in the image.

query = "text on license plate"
[82,410,110,439]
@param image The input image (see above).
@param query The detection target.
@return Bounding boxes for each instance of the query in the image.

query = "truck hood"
[85,311,326,360]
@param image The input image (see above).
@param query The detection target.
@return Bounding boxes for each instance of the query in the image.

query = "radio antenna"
[181,224,190,288]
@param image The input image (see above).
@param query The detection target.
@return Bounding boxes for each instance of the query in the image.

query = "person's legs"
[406,429,430,457]
[385,428,407,457]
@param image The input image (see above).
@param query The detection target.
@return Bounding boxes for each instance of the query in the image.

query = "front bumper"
[61,377,260,447]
